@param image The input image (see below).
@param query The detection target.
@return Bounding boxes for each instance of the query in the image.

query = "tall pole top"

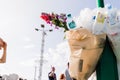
[97,0,104,8]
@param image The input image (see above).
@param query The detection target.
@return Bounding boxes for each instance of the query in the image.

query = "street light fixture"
[35,24,53,80]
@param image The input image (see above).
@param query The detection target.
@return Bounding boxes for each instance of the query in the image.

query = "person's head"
[51,66,55,72]
[67,62,69,68]
[0,75,2,78]
[59,73,65,80]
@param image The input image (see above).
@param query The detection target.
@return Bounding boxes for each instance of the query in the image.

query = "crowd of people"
[0,75,27,80]
[48,62,73,80]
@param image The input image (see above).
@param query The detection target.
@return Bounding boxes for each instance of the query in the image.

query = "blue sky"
[0,0,120,80]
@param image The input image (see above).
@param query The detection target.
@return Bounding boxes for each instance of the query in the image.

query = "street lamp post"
[35,24,52,80]
[34,66,37,80]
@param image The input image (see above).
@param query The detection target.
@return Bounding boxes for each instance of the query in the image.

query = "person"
[0,75,2,80]
[0,38,7,63]
[65,62,72,80]
[59,73,66,80]
[48,66,57,80]
[19,78,23,80]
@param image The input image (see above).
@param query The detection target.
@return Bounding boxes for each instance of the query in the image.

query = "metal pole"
[35,24,52,80]
[34,66,37,80]
[38,28,46,80]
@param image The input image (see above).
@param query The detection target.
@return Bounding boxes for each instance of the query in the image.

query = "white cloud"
[23,44,35,49]
[46,41,70,66]
[23,37,32,42]
[19,59,35,67]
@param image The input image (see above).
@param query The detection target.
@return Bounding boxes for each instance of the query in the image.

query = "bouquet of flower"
[40,12,69,32]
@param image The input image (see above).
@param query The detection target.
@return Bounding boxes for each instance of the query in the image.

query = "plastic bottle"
[67,14,77,30]
[106,4,118,25]
[92,8,106,35]
[105,4,120,36]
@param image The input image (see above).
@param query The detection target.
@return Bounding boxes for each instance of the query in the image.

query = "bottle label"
[96,12,105,23]
[68,20,76,29]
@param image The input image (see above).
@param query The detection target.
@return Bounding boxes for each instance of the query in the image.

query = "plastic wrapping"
[105,5,120,61]
[66,28,106,80]
[73,5,120,61]
[65,4,120,79]
[92,8,106,35]
[74,8,96,32]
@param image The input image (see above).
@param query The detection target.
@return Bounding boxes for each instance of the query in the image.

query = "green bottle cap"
[97,0,104,8]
